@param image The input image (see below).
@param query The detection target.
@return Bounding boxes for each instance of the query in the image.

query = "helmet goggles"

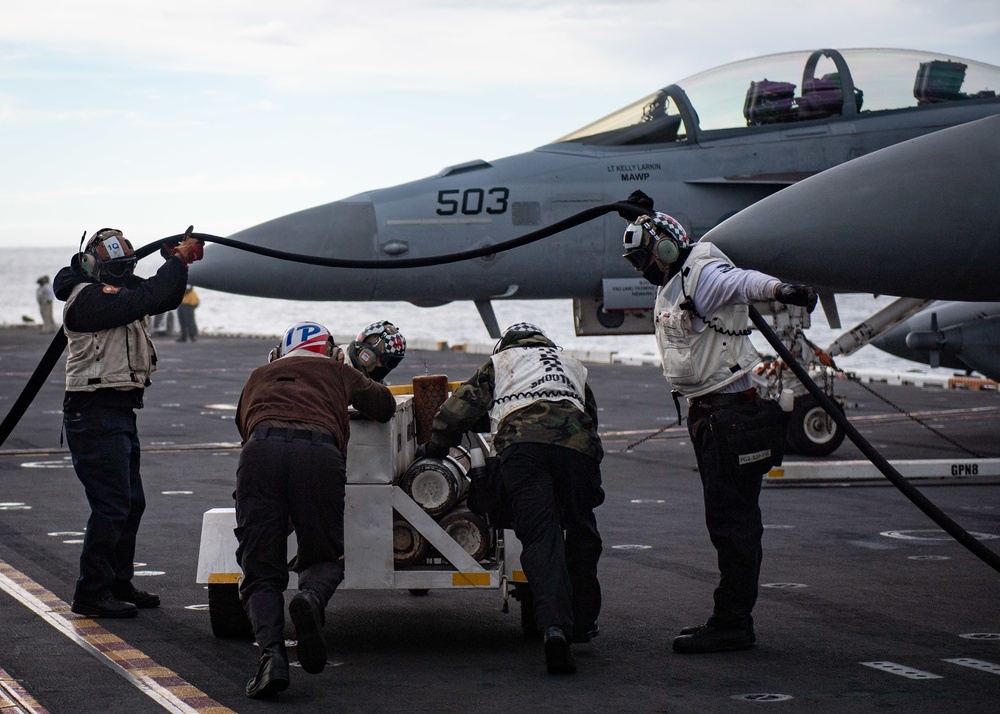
[85,229,137,280]
[622,223,655,270]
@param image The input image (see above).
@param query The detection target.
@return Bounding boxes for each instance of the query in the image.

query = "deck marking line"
[0,559,234,714]
[860,661,943,679]
[0,665,50,714]
[943,658,1000,675]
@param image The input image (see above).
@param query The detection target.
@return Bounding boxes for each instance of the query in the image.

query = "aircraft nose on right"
[189,198,379,300]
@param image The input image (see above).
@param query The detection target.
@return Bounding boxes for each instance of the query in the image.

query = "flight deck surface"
[1,328,998,713]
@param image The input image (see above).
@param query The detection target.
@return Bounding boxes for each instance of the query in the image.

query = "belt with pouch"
[253,426,337,446]
[689,388,758,408]
[672,387,758,425]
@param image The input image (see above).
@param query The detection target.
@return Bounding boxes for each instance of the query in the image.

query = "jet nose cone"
[189,197,378,299]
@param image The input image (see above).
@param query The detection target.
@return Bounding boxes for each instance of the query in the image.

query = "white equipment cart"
[196,385,531,640]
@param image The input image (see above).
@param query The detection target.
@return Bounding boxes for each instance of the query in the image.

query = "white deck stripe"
[860,661,943,679]
[943,658,1000,675]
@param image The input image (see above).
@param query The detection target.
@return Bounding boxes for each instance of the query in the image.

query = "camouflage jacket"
[429,334,603,462]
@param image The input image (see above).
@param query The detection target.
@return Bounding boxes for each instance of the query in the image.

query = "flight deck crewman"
[420,322,604,675]
[621,211,816,654]
[235,321,396,699]
[54,227,203,618]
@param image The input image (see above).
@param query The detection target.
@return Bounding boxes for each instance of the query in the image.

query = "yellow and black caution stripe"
[0,559,235,714]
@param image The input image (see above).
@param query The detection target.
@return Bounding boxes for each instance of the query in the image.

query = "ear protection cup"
[655,236,680,265]
[78,229,133,279]
[354,343,380,372]
[80,252,97,277]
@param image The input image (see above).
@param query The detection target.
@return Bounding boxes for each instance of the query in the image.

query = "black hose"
[145,201,646,269]
[748,306,1000,574]
[4,205,998,577]
[0,201,648,448]
[0,330,68,446]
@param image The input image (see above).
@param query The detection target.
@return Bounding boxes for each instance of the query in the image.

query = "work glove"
[617,189,654,219]
[774,283,818,313]
[414,441,449,461]
[172,238,204,266]
[170,226,205,265]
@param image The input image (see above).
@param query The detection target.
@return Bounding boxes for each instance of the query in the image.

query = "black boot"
[246,642,290,698]
[290,589,327,674]
[71,597,138,618]
[673,621,755,654]
[111,584,161,609]
[572,621,600,644]
[543,626,577,675]
[679,619,755,641]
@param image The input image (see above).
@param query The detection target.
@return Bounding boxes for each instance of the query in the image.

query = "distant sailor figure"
[35,275,57,333]
[235,321,396,698]
[176,284,200,342]
[621,208,817,654]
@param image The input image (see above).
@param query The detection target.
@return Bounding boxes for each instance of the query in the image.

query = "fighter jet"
[191,47,1000,339]
[872,302,1000,382]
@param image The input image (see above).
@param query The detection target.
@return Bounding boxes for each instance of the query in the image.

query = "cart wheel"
[208,582,253,640]
[408,589,430,596]
[786,395,846,456]
[514,583,539,639]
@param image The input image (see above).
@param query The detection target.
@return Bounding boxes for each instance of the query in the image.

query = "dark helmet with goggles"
[347,320,406,381]
[80,228,137,281]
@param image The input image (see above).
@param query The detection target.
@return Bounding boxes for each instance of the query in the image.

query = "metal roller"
[438,506,491,562]
[399,455,469,517]
[392,510,430,567]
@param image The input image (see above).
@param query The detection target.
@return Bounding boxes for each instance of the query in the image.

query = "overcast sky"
[2,1,998,250]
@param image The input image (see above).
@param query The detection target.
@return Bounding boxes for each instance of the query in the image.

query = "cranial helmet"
[622,212,690,270]
[348,320,406,380]
[276,321,334,359]
[494,322,550,354]
[80,228,137,281]
[502,322,547,340]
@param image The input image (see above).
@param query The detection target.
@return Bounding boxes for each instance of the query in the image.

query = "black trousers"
[500,443,603,636]
[235,429,346,648]
[63,405,144,602]
[688,403,765,628]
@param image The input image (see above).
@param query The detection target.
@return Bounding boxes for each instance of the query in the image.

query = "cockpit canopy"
[555,48,1000,146]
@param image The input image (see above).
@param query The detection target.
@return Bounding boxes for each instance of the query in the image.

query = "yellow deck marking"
[0,665,49,714]
[0,560,235,714]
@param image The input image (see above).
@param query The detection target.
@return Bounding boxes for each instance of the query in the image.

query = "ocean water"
[1,246,949,375]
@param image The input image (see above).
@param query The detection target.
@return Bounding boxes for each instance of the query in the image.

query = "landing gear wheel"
[514,583,539,639]
[786,394,845,456]
[208,582,254,640]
